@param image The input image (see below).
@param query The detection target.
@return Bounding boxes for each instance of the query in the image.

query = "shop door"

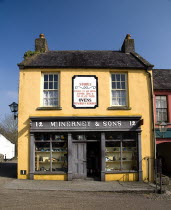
[72,143,87,179]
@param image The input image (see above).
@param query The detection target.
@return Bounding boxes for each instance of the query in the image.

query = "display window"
[34,133,67,173]
[105,132,138,172]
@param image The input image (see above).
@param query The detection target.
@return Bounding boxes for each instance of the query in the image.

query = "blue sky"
[1,0,171,117]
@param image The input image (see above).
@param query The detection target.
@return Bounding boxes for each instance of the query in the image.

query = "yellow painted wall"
[105,173,138,181]
[18,68,154,181]
[34,174,67,181]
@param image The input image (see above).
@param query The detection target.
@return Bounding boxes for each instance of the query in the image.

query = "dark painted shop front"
[29,116,142,181]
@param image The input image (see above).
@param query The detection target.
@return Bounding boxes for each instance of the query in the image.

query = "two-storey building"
[17,34,154,181]
[153,69,171,174]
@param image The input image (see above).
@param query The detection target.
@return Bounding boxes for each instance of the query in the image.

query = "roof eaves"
[130,52,154,70]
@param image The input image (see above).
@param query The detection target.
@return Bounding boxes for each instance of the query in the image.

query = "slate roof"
[18,50,153,70]
[153,69,171,90]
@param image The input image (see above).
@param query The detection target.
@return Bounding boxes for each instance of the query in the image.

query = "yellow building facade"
[18,34,154,182]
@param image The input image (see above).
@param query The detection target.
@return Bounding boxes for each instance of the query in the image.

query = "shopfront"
[17,34,154,182]
[29,116,142,181]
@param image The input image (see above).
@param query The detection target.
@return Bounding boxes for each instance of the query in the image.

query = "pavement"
[0,162,165,193]
[1,178,157,193]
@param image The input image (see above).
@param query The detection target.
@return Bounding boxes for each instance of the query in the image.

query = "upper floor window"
[111,73,127,106]
[43,73,59,106]
[156,96,167,123]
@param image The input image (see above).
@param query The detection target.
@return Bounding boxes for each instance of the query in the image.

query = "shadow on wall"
[0,162,17,178]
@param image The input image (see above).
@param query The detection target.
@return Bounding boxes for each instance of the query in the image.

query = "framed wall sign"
[72,75,98,108]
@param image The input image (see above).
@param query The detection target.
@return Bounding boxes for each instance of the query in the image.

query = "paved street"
[0,162,171,209]
[0,182,171,210]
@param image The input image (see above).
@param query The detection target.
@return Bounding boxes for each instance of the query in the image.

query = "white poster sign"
[72,75,98,108]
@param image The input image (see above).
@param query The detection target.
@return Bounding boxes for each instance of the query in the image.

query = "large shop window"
[111,73,127,106]
[105,132,138,172]
[156,96,168,123]
[43,73,59,106]
[34,133,67,173]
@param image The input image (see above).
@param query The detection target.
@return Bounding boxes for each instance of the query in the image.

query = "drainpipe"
[146,68,156,181]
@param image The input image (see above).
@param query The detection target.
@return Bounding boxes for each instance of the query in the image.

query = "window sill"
[107,106,131,110]
[105,170,137,174]
[36,107,62,110]
[34,171,67,175]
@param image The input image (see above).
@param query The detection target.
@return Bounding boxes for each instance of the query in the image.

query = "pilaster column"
[68,133,72,181]
[101,132,105,181]
[138,132,143,181]
[29,133,35,180]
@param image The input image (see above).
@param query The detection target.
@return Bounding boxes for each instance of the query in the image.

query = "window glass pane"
[54,100,58,106]
[122,132,136,140]
[49,98,53,105]
[112,82,116,89]
[121,82,125,89]
[52,142,67,172]
[43,91,48,98]
[44,82,48,89]
[121,74,125,81]
[112,74,115,81]
[44,75,48,81]
[35,133,50,141]
[85,132,101,140]
[122,141,137,171]
[120,90,126,98]
[49,75,53,81]
[157,109,167,122]
[54,75,58,81]
[117,82,120,89]
[161,97,167,108]
[49,82,53,89]
[116,74,120,81]
[112,90,116,97]
[105,132,122,140]
[53,90,57,97]
[54,82,58,89]
[35,142,50,172]
[48,91,53,98]
[106,141,121,171]
[43,99,48,106]
[112,98,119,105]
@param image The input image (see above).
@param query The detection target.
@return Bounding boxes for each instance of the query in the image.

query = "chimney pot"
[125,34,131,40]
[39,34,45,39]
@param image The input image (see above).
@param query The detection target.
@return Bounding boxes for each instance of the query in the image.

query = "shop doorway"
[72,141,101,180]
[87,142,101,180]
[72,143,87,179]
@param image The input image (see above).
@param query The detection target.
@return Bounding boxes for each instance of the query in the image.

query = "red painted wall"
[154,90,171,128]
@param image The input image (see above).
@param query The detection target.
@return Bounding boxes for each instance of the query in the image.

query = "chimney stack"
[35,34,48,53]
[121,34,135,53]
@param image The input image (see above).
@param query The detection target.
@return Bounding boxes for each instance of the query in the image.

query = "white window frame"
[41,73,59,107]
[156,95,168,123]
[111,73,128,107]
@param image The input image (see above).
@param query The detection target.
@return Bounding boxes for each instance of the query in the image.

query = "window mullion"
[120,141,122,170]
[50,135,52,172]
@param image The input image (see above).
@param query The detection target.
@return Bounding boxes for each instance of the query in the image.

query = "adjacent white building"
[0,134,15,159]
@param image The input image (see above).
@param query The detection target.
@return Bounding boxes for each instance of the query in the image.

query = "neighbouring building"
[0,134,15,160]
[153,69,171,174]
[17,34,155,181]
